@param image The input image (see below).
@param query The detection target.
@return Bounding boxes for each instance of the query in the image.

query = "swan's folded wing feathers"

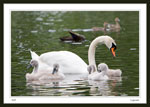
[39,51,88,74]
[30,50,39,60]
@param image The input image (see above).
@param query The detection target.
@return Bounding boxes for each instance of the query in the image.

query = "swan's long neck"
[88,36,105,70]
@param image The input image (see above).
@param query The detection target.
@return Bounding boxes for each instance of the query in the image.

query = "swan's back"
[39,51,88,74]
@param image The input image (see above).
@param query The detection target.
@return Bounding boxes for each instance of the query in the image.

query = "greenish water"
[11,11,139,96]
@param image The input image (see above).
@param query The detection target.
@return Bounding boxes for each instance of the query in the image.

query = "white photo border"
[4,4,147,104]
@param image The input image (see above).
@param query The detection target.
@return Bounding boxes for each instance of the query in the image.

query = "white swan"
[30,35,117,74]
[26,59,65,81]
[98,63,122,77]
[87,65,109,81]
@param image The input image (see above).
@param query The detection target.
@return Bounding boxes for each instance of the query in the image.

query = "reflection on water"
[25,74,122,96]
[11,11,139,96]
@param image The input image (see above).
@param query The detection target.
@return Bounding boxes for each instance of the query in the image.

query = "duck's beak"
[110,47,116,57]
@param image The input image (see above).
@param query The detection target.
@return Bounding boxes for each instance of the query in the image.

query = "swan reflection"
[88,77,122,96]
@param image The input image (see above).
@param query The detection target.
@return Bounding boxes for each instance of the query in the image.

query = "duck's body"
[106,17,120,32]
[92,22,108,33]
[98,63,122,77]
[60,31,85,42]
[92,27,105,32]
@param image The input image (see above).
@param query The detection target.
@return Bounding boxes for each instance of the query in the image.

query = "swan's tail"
[30,50,39,59]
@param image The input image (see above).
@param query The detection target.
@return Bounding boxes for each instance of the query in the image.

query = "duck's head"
[97,63,108,72]
[103,22,108,27]
[115,17,120,22]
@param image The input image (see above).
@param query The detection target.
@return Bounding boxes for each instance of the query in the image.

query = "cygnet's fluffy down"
[87,65,109,81]
[26,60,65,82]
[39,64,65,80]
[98,63,122,77]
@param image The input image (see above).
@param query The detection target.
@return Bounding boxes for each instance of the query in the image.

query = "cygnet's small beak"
[27,64,32,69]
[110,47,116,57]
[52,68,57,75]
[89,70,91,74]
[87,66,92,74]
[98,70,101,73]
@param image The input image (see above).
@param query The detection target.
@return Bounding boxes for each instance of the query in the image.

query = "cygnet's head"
[98,63,109,72]
[52,64,59,74]
[30,60,38,67]
[115,17,120,22]
[87,65,96,74]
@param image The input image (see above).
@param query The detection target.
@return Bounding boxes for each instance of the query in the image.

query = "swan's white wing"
[30,50,39,60]
[39,51,88,74]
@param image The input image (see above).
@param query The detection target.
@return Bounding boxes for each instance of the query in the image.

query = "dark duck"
[60,31,85,42]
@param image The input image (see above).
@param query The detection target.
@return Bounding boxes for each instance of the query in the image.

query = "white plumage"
[87,65,109,81]
[26,52,65,82]
[26,35,117,81]
[39,51,88,74]
[98,63,122,77]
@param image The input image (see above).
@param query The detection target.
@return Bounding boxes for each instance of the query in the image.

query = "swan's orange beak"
[110,47,116,57]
